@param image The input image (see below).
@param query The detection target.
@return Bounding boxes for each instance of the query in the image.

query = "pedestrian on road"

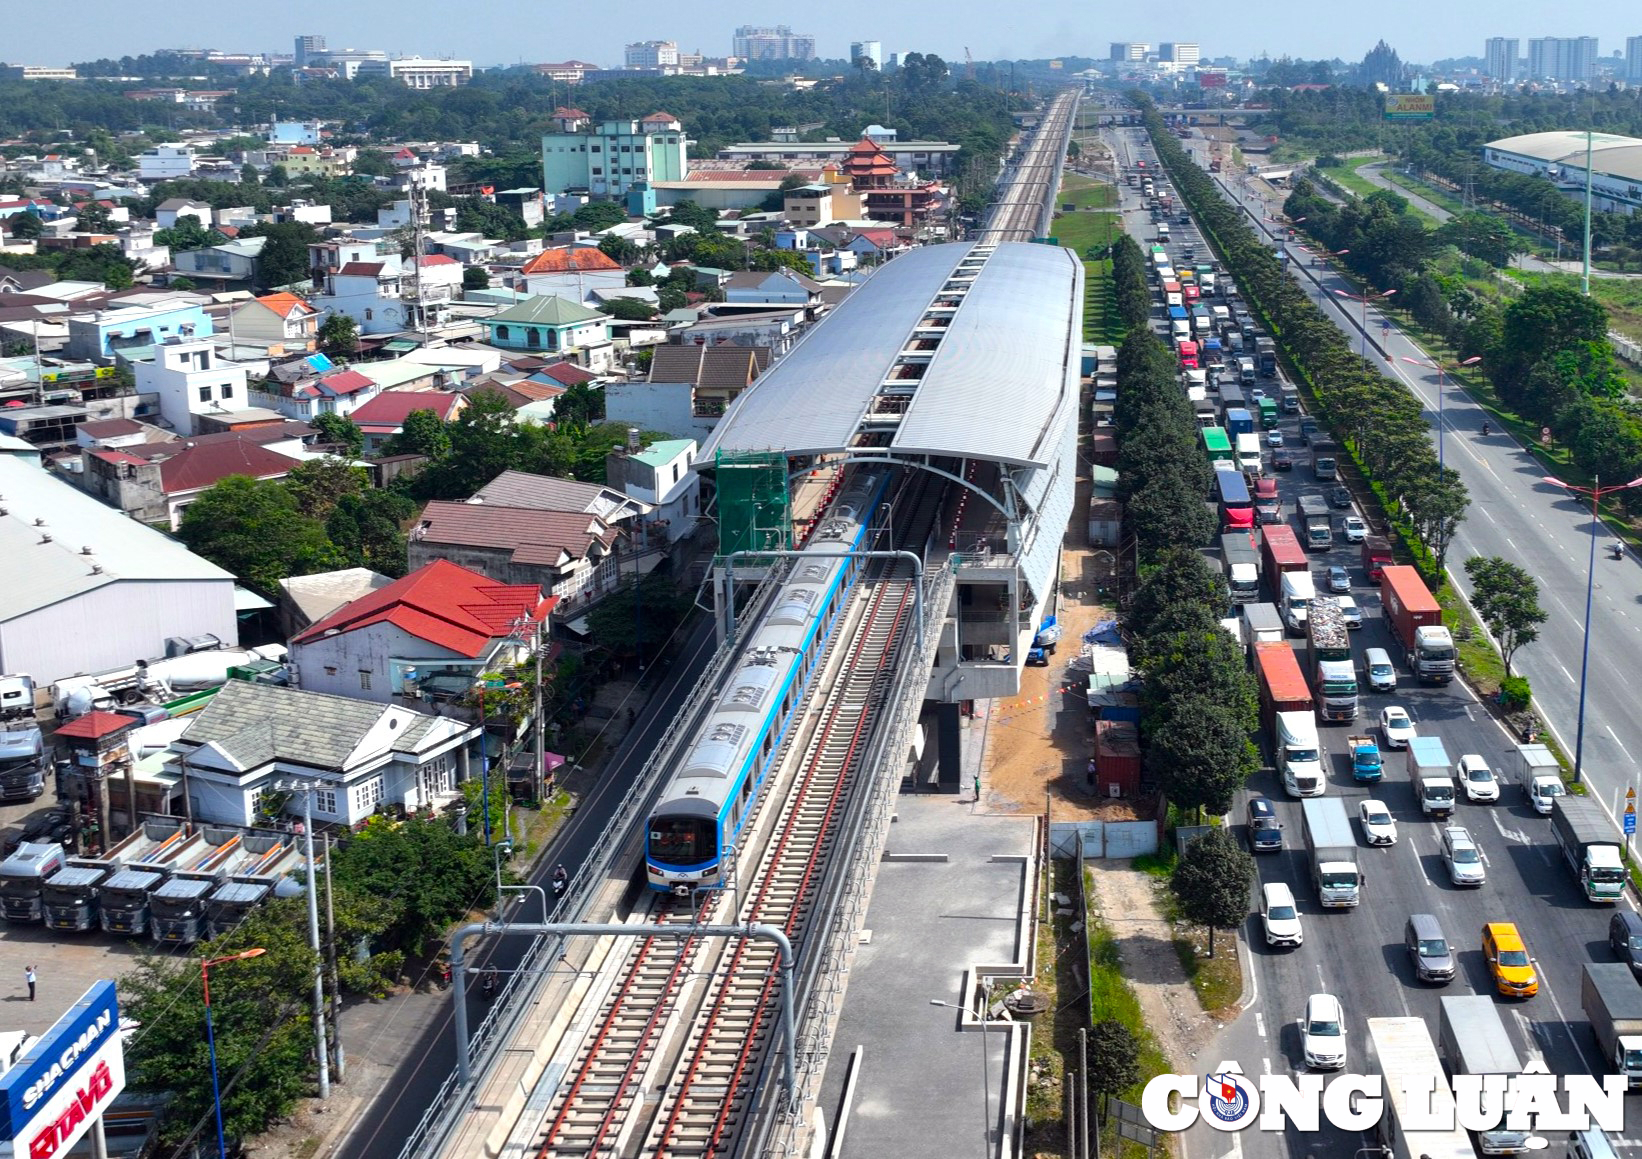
[973,775,981,801]
[1086,758,1097,789]
[24,965,35,1001]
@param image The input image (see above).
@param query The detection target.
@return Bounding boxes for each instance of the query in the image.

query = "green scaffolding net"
[715,450,790,560]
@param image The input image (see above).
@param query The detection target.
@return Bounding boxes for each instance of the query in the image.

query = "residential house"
[604,437,700,546]
[605,344,770,441]
[540,114,688,197]
[161,680,479,828]
[172,236,268,286]
[137,145,196,181]
[229,292,320,353]
[248,367,381,423]
[493,188,545,228]
[289,558,553,706]
[79,432,301,529]
[722,269,825,317]
[349,389,466,453]
[782,178,865,226]
[133,336,250,435]
[278,146,354,179]
[311,254,454,337]
[477,296,614,371]
[155,198,212,230]
[307,238,388,284]
[516,246,627,300]
[277,567,395,637]
[65,299,214,364]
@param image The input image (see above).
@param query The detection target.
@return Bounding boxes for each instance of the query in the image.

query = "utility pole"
[1582,128,1594,297]
[274,779,331,1098]
[323,832,343,1082]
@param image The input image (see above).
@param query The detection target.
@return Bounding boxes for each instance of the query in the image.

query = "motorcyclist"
[552,863,568,897]
[482,967,498,999]
[1481,421,1489,436]
[1611,540,1625,560]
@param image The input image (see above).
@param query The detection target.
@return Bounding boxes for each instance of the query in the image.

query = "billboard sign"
[1199,71,1228,88]
[1384,94,1435,121]
[0,981,125,1158]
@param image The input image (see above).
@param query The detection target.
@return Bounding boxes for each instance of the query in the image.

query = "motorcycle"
[1481,422,1490,436]
[482,968,498,1000]
[435,960,451,992]
[1610,541,1625,561]
[552,864,568,899]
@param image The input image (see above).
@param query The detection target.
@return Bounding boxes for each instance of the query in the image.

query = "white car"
[1458,754,1500,803]
[1379,706,1415,749]
[1261,881,1303,948]
[1302,993,1347,1070]
[1342,515,1367,543]
[1357,799,1397,846]
[1267,429,1285,447]
[1442,825,1487,887]
[1336,594,1362,630]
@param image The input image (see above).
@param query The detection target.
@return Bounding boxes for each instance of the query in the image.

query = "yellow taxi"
[1482,922,1538,999]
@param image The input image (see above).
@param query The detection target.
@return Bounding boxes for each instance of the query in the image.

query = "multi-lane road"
[1105,124,1642,1159]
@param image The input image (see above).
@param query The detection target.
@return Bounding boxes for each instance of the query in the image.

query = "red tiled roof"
[316,369,375,396]
[349,389,463,430]
[55,711,139,740]
[336,262,388,277]
[417,254,459,266]
[536,361,596,386]
[552,106,590,118]
[89,449,150,467]
[643,111,678,122]
[79,418,145,439]
[157,438,300,494]
[255,291,314,318]
[519,247,621,275]
[414,502,618,567]
[292,558,553,656]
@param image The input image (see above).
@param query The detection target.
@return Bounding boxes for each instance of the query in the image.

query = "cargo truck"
[1551,796,1626,902]
[1219,532,1261,604]
[1367,1018,1476,1159]
[1301,797,1361,906]
[1280,387,1299,413]
[1297,494,1333,550]
[0,673,43,802]
[205,842,306,938]
[1305,598,1358,722]
[1437,996,1531,1156]
[1255,335,1277,377]
[1242,603,1284,660]
[1251,477,1280,525]
[1225,407,1255,437]
[1257,396,1278,429]
[150,830,295,945]
[1381,566,1456,683]
[1219,383,1246,414]
[1513,743,1564,814]
[1237,356,1256,385]
[1347,734,1383,783]
[1361,535,1393,583]
[1255,642,1322,796]
[45,817,196,932]
[1310,436,1338,481]
[1280,570,1316,634]
[96,820,204,936]
[1235,431,1263,476]
[1408,736,1456,818]
[0,840,68,923]
[1259,524,1306,594]
[1582,963,1642,1089]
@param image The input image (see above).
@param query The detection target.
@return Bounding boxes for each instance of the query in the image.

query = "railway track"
[978,89,1079,243]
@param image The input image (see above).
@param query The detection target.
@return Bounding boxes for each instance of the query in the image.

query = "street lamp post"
[1400,355,1482,471]
[273,779,332,1098]
[202,947,266,1159]
[1542,473,1642,784]
[931,986,992,1158]
[1333,287,1397,359]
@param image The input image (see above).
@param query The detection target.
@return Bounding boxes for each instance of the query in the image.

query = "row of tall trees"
[1138,98,1469,573]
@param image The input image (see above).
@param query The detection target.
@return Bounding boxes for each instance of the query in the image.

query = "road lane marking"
[1255,1013,1266,1038]
[1490,812,1531,843]
[1607,725,1632,761]
[1558,663,1575,684]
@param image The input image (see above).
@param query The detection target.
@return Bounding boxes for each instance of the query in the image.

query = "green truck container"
[1258,397,1278,428]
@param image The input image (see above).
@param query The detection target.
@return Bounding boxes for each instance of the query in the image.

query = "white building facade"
[135,338,251,435]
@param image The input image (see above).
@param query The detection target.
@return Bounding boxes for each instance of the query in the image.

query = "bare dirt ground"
[1085,861,1225,1071]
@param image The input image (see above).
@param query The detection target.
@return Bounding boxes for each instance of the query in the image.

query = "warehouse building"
[1482,130,1642,214]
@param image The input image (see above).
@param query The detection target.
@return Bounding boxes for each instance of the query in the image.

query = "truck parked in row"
[1301,797,1362,907]
[1381,566,1456,683]
[1582,963,1642,1089]
[1347,734,1383,783]
[1255,335,1277,378]
[1241,602,1285,661]
[205,841,307,939]
[150,830,292,945]
[1408,736,1456,819]
[1513,743,1564,814]
[0,841,68,923]
[1361,535,1393,583]
[0,673,44,803]
[1297,493,1333,550]
[94,820,204,936]
[1306,598,1358,722]
[1219,532,1261,604]
[1256,642,1322,797]
[1437,996,1531,1155]
[1552,796,1626,903]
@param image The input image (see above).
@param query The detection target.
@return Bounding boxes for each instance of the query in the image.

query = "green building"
[541,113,689,198]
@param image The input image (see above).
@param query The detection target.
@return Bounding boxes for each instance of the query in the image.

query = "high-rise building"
[1484,38,1519,81]
[1160,43,1200,66]
[850,40,883,70]
[1527,36,1599,82]
[1627,36,1642,82]
[1109,42,1150,62]
[542,114,688,197]
[294,35,326,69]
[625,41,680,70]
[732,25,816,61]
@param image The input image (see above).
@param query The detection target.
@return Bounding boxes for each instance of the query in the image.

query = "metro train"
[645,468,892,893]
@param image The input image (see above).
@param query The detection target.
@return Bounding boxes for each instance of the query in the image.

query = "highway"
[1105,122,1642,1159]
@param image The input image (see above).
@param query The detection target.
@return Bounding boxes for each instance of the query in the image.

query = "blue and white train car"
[645,470,889,893]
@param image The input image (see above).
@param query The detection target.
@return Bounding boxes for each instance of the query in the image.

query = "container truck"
[0,841,68,923]
[1219,383,1246,414]
[1257,396,1278,428]
[0,674,43,802]
[1301,797,1361,906]
[1367,1018,1476,1159]
[1361,535,1393,583]
[1242,603,1284,660]
[1255,642,1322,796]
[1437,996,1531,1156]
[1234,431,1263,476]
[1347,734,1383,783]
[1381,566,1456,683]
[149,830,294,945]
[1259,524,1307,599]
[96,820,205,936]
[1281,570,1316,634]
[1255,335,1277,377]
[1252,477,1280,524]
[1214,468,1255,531]
[1225,407,1255,437]
[1297,493,1333,550]
[205,842,306,938]
[1551,796,1626,902]
[1305,598,1358,722]
[1219,532,1261,604]
[1513,743,1564,814]
[1407,736,1456,818]
[1582,963,1642,1089]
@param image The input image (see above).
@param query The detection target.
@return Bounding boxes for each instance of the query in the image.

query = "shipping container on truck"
[1218,383,1246,414]
[1255,335,1278,377]
[1361,535,1392,582]
[1255,642,1322,796]
[1242,602,1285,656]
[1225,407,1255,437]
[1201,426,1233,465]
[1259,524,1308,599]
[1215,469,1255,531]
[1381,565,1455,683]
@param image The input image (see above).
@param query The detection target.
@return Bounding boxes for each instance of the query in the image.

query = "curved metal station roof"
[698,241,1083,470]
[1486,130,1642,183]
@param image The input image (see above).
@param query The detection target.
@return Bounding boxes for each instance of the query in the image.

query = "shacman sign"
[1142,1062,1625,1133]
[0,981,126,1159]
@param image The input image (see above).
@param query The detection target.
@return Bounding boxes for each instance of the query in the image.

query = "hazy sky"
[11,0,1640,69]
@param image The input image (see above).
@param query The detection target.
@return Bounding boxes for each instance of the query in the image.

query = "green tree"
[312,412,365,457]
[1463,556,1548,676]
[240,161,261,186]
[598,234,639,264]
[328,814,497,955]
[326,488,414,576]
[552,381,606,428]
[266,163,289,187]
[600,296,657,321]
[1169,827,1254,958]
[75,200,113,231]
[454,197,527,241]
[1144,697,1257,817]
[6,212,43,240]
[416,388,538,497]
[154,216,227,252]
[317,311,359,356]
[169,275,196,291]
[177,475,340,593]
[1125,548,1229,642]
[570,202,627,232]
[462,265,490,291]
[238,220,318,288]
[381,406,452,460]
[1085,1019,1140,1098]
[352,148,396,177]
[585,573,693,662]
[283,456,367,519]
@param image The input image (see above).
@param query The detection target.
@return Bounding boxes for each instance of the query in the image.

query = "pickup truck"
[1346,734,1382,783]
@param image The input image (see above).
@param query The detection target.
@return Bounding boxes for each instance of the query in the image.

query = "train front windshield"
[650,817,717,866]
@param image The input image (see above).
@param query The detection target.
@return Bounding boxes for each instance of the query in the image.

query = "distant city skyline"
[6,2,1641,71]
